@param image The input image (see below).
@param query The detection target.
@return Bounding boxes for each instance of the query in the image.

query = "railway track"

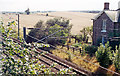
[10,37,93,75]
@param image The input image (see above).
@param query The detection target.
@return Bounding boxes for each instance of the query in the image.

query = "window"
[101,19,107,32]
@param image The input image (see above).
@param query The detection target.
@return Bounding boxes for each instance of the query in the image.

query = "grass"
[51,44,118,75]
[51,46,100,72]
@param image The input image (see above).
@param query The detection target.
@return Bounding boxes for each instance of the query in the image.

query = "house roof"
[93,10,119,22]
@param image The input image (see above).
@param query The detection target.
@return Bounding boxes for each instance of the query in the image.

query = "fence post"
[73,47,75,53]
[79,48,81,53]
[67,45,69,50]
[75,35,77,43]
[23,27,26,40]
[18,14,19,39]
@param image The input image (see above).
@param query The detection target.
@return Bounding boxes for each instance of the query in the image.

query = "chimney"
[118,1,120,10]
[117,1,120,22]
[104,2,109,10]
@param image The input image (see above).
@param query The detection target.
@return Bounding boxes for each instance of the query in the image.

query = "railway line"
[9,37,93,75]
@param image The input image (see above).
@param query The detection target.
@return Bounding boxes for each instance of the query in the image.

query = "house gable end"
[93,11,114,45]
[93,11,115,22]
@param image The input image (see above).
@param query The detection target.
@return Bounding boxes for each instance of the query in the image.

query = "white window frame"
[101,19,107,32]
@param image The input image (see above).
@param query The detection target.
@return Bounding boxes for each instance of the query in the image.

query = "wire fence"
[35,27,65,43]
[2,13,120,75]
[26,26,70,43]
[27,34,120,75]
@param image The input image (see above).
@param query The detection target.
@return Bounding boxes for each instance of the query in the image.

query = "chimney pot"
[118,1,120,10]
[104,2,109,10]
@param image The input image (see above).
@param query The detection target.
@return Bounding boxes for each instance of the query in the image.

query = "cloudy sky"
[0,0,120,12]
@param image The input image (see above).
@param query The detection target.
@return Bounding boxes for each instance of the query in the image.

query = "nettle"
[0,20,72,75]
[112,46,120,72]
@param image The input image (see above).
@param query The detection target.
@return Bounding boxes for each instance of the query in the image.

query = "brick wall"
[93,12,114,45]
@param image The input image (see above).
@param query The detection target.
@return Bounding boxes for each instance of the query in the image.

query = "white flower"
[32,65,35,68]
[25,55,29,61]
[28,43,31,46]
[10,66,12,69]
[6,71,9,74]
[65,68,68,72]
[7,64,9,66]
[15,65,17,68]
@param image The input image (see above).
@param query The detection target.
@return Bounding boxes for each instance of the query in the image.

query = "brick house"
[92,2,120,45]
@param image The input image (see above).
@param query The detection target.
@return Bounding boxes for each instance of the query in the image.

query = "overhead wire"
[27,34,120,75]
[35,27,69,43]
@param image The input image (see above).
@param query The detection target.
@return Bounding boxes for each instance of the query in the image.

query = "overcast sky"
[0,0,120,12]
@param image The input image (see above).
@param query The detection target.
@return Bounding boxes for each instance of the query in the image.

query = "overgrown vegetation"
[51,41,120,74]
[1,15,120,75]
[1,20,72,75]
[112,46,120,72]
[95,42,113,68]
[26,18,72,46]
[95,42,120,73]
[80,26,93,43]
[83,45,97,56]
[51,46,99,72]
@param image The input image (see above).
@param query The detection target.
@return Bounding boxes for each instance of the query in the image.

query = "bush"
[72,43,81,48]
[84,45,97,56]
[46,18,70,27]
[26,18,72,47]
[46,24,68,46]
[95,42,113,68]
[26,20,46,43]
[109,39,120,50]
[112,46,120,72]
[76,35,83,43]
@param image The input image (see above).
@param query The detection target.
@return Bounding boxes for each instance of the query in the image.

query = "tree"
[26,20,46,43]
[25,8,30,15]
[46,24,68,46]
[26,18,72,46]
[79,26,93,43]
[80,27,89,43]
[46,18,70,27]
[86,25,93,42]
[1,21,72,74]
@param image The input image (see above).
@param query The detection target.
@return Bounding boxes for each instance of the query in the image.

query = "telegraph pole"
[18,14,19,39]
[23,27,26,40]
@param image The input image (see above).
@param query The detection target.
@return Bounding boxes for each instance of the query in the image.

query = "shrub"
[76,35,83,43]
[46,18,70,27]
[26,18,72,47]
[72,43,81,48]
[46,24,68,46]
[80,26,93,43]
[84,45,97,56]
[112,46,120,72]
[109,39,120,50]
[95,42,113,68]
